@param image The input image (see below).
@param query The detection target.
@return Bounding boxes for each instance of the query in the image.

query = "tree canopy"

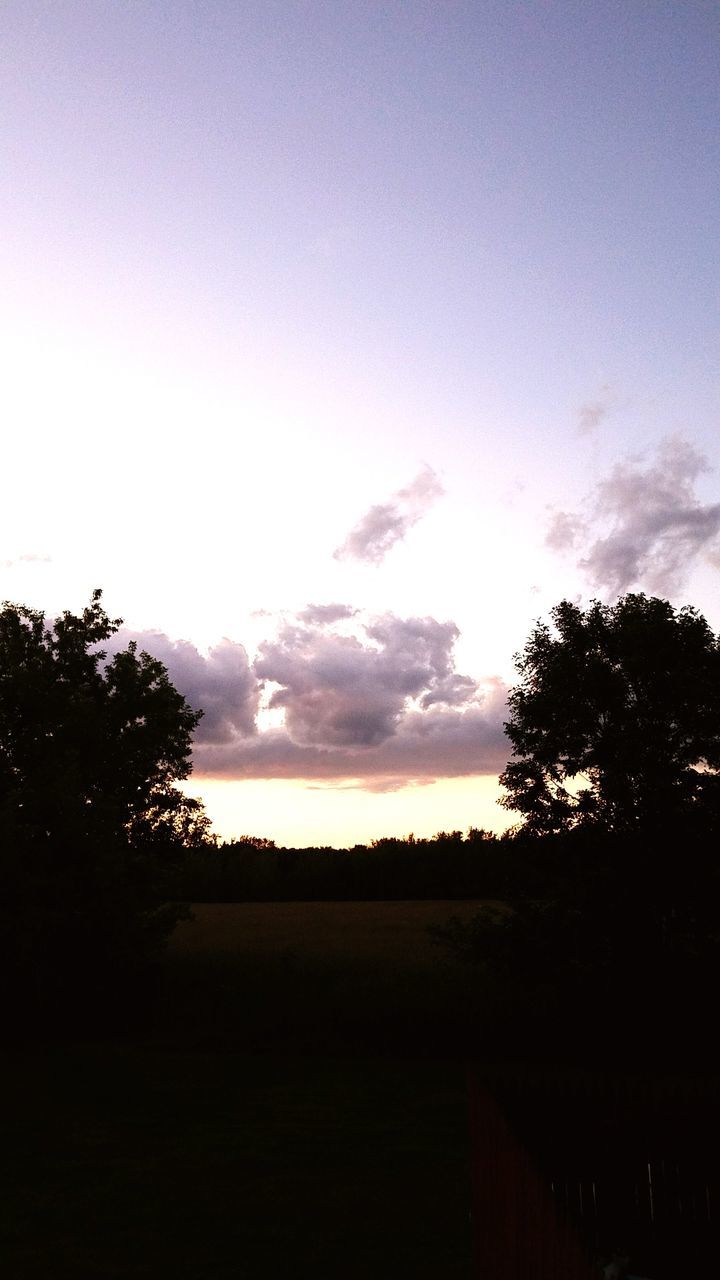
[500,593,720,836]
[0,588,211,852]
[0,589,212,1033]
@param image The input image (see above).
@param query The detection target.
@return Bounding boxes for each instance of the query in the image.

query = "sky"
[2,1,719,846]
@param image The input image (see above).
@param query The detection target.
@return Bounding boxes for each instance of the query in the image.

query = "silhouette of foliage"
[0,589,212,1034]
[434,596,720,1061]
[432,823,720,1061]
[501,593,720,836]
[173,828,509,903]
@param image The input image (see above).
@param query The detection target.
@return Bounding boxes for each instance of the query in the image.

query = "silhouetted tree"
[500,593,720,836]
[0,589,212,1033]
[433,596,720,1061]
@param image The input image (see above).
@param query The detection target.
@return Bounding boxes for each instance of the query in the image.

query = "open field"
[4,902,719,1277]
[2,906,484,1276]
[170,899,492,966]
[160,899,494,1052]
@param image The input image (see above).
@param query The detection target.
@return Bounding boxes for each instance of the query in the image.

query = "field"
[170,898,489,965]
[161,899,493,1051]
[1,901,485,1279]
[4,900,719,1277]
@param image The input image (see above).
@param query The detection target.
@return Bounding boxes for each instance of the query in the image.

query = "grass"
[170,899,491,967]
[0,901,486,1278]
[159,899,494,1051]
[0,1047,473,1279]
[3,899,718,1277]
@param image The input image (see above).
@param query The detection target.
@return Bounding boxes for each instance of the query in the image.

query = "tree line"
[174,829,508,902]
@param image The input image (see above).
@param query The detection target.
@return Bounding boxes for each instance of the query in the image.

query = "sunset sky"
[3,1,719,846]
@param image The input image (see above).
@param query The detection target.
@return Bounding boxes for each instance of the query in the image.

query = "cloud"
[254,612,476,748]
[577,384,612,435]
[108,629,260,744]
[546,436,720,596]
[544,510,586,553]
[296,603,357,625]
[108,610,508,788]
[203,609,506,785]
[192,694,509,788]
[334,465,444,564]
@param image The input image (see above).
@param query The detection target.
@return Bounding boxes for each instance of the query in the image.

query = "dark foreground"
[0,1047,473,1279]
[3,900,720,1278]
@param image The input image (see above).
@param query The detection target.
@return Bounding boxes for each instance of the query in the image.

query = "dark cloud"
[109,609,508,788]
[108,629,260,744]
[547,437,720,596]
[334,465,444,564]
[254,612,476,749]
[192,691,509,788]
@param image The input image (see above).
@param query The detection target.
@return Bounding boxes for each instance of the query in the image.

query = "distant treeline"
[168,827,622,903]
[167,820,719,912]
[171,830,506,901]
